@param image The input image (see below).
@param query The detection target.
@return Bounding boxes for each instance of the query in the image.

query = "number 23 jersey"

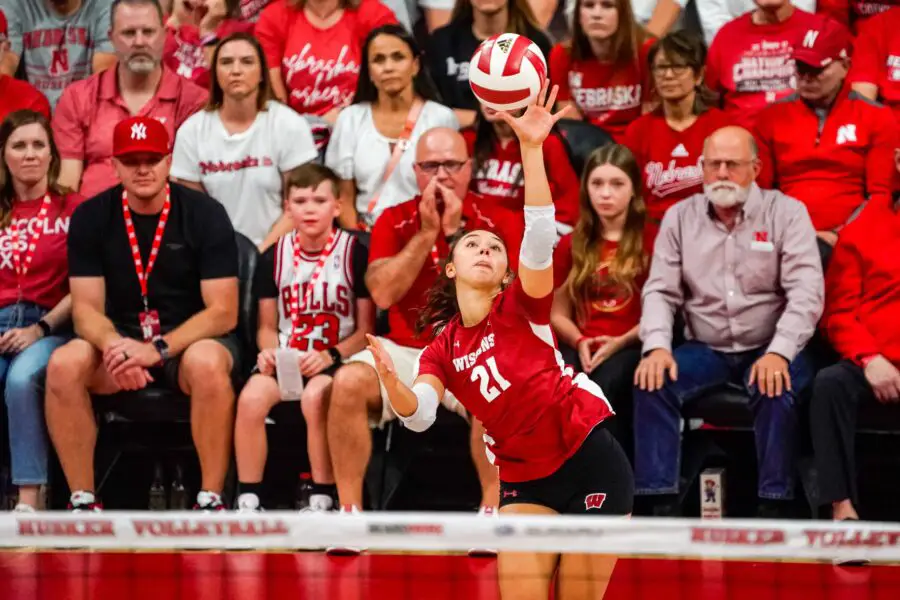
[256,229,369,351]
[417,279,615,483]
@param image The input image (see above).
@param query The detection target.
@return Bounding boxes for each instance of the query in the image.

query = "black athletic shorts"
[499,425,634,515]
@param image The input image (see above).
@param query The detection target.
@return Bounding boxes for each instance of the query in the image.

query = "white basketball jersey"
[274,230,359,351]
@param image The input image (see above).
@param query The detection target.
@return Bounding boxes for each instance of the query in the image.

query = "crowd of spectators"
[0,0,898,529]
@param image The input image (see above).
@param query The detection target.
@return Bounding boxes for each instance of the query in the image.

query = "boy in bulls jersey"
[368,84,634,599]
[234,164,374,512]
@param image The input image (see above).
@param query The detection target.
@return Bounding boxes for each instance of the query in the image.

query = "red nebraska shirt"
[552,232,652,339]
[623,108,732,223]
[823,194,900,366]
[0,192,84,309]
[417,278,614,482]
[164,20,254,89]
[848,8,900,123]
[706,8,822,129]
[369,192,507,348]
[462,129,580,226]
[255,0,395,117]
[818,0,899,31]
[0,75,51,122]
[754,88,899,231]
[549,39,653,141]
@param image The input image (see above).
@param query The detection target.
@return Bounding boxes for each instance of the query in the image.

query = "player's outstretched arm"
[366,335,443,433]
[496,82,572,299]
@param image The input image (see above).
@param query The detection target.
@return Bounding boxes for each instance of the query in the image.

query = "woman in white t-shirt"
[171,32,318,250]
[325,23,459,230]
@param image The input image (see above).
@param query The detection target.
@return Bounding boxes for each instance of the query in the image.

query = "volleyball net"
[2,511,900,599]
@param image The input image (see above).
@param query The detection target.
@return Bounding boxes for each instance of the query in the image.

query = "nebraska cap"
[792,18,852,69]
[112,116,170,158]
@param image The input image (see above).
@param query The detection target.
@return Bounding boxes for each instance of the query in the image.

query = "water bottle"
[295,472,313,510]
[169,464,187,510]
[149,463,167,511]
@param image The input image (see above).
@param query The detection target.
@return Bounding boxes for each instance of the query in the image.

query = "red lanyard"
[289,229,337,339]
[122,186,171,311]
[8,194,53,291]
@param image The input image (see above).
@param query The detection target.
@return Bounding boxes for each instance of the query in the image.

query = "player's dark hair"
[450,0,542,34]
[647,31,717,115]
[0,110,64,229]
[353,24,442,105]
[207,32,274,112]
[111,0,164,28]
[567,0,649,67]
[416,230,512,338]
[565,144,648,325]
[284,163,341,199]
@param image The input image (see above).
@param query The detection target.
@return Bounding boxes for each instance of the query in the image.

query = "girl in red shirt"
[463,103,580,229]
[255,0,396,147]
[0,110,83,511]
[551,143,653,456]
[624,31,731,225]
[550,0,654,141]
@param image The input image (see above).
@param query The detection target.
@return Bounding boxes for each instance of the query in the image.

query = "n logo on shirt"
[836,124,857,145]
[802,30,820,48]
[48,47,70,76]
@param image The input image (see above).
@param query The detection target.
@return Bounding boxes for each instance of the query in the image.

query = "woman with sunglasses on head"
[325,24,459,231]
[623,31,730,226]
[367,84,633,599]
[0,110,83,511]
[550,0,654,142]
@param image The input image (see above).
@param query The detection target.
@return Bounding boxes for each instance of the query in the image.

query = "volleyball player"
[234,164,374,512]
[366,84,634,599]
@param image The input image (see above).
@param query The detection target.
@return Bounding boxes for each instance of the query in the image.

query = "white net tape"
[2,512,900,563]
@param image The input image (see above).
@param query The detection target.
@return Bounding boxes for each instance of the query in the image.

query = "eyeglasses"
[795,62,829,79]
[416,160,467,175]
[651,63,693,76]
[701,158,757,173]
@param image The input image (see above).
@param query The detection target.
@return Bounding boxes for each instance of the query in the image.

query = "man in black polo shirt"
[45,116,240,512]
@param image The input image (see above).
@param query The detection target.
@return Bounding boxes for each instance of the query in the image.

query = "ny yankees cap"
[792,18,852,69]
[112,116,170,158]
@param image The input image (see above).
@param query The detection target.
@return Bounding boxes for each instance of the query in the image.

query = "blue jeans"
[633,342,813,500]
[0,303,70,486]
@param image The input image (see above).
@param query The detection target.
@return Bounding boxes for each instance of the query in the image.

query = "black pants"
[809,360,875,506]
[560,342,641,461]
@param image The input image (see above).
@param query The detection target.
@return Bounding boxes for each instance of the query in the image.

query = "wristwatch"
[327,347,342,364]
[153,338,171,364]
[36,319,52,337]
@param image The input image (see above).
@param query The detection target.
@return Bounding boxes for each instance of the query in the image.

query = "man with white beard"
[632,125,824,519]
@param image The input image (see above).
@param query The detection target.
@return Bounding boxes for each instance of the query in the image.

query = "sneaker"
[325,505,364,556]
[13,504,35,513]
[468,505,498,557]
[236,493,262,513]
[193,490,226,512]
[68,491,102,512]
[301,493,334,513]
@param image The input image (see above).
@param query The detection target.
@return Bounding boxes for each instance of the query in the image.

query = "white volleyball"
[469,33,548,112]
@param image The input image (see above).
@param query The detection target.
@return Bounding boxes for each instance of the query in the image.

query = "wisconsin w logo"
[584,493,607,511]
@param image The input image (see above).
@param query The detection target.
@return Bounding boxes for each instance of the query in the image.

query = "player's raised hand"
[495,81,573,148]
[366,334,397,382]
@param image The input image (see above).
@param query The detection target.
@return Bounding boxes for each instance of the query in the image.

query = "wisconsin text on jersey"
[452,333,496,372]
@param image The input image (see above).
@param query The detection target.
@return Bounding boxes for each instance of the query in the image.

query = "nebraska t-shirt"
[0,192,84,309]
[164,20,254,89]
[462,129,580,226]
[623,108,732,223]
[552,233,650,339]
[706,8,822,129]
[1,0,113,109]
[255,0,396,117]
[849,8,900,123]
[549,39,653,141]
[0,74,51,122]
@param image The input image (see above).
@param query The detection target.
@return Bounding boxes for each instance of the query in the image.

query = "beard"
[124,54,159,74]
[704,180,750,209]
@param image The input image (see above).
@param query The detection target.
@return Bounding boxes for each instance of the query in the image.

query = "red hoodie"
[754,87,899,231]
[823,194,900,366]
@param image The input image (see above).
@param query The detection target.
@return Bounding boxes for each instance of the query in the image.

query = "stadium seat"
[554,118,614,176]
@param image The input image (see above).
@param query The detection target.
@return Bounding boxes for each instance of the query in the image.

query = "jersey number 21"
[471,357,511,402]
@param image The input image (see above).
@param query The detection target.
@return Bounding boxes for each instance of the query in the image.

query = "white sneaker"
[301,493,334,513]
[236,493,262,513]
[468,505,498,557]
[325,505,364,556]
[13,504,35,513]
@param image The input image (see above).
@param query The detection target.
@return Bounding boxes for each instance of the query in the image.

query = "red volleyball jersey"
[417,278,615,483]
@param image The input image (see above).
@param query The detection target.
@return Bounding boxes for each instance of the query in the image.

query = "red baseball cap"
[792,19,852,68]
[0,10,8,41]
[112,116,170,158]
